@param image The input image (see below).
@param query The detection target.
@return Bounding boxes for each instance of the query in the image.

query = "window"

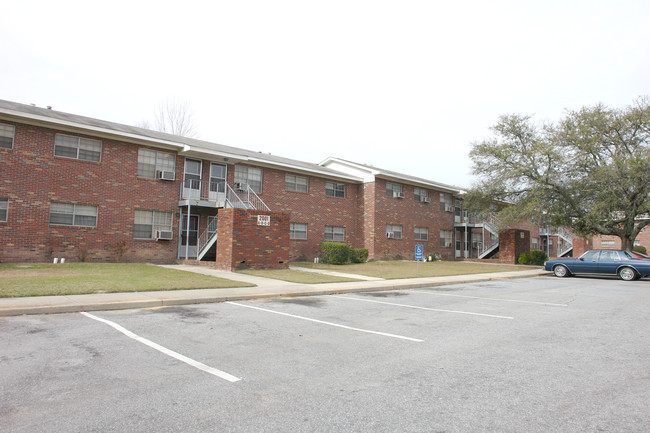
[414,188,429,202]
[414,226,428,241]
[0,198,7,222]
[290,222,308,240]
[234,165,263,193]
[386,182,403,198]
[386,224,403,239]
[286,174,309,193]
[440,230,453,247]
[0,124,15,149]
[134,210,173,239]
[49,202,98,227]
[440,193,453,212]
[324,225,345,241]
[532,237,539,250]
[601,240,615,248]
[326,182,346,198]
[54,134,102,162]
[137,148,176,179]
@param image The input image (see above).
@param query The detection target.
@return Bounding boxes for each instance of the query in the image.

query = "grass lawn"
[237,269,361,284]
[293,260,537,279]
[0,263,254,298]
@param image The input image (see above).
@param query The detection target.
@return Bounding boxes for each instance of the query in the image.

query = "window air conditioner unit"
[154,230,173,240]
[445,205,453,212]
[156,170,175,181]
[445,241,452,247]
[423,197,431,203]
[393,191,404,198]
[472,242,483,249]
[386,232,395,239]
[233,182,246,191]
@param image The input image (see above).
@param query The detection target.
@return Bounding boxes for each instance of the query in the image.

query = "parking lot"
[1,276,648,432]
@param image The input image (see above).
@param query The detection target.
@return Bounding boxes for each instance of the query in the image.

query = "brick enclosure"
[499,229,531,264]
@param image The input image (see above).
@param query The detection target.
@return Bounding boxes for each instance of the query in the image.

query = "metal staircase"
[539,226,575,257]
[195,183,270,260]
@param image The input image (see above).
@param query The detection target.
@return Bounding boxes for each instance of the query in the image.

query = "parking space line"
[226,302,424,342]
[333,295,514,319]
[80,312,241,383]
[409,290,569,307]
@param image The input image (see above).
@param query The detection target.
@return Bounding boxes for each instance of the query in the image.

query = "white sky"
[2,0,649,187]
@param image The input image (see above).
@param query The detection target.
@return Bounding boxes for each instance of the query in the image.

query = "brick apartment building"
[1,100,644,269]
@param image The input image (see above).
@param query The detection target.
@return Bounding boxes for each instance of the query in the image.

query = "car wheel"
[553,265,570,278]
[618,267,638,281]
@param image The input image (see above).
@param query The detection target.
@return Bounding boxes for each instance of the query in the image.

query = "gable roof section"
[320,157,464,194]
[0,99,362,182]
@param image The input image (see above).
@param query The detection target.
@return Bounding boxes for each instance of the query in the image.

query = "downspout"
[185,202,191,260]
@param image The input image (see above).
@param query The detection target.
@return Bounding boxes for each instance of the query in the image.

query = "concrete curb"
[0,269,549,317]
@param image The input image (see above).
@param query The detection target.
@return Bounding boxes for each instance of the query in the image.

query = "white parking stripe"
[81,312,241,382]
[334,295,514,319]
[226,302,424,342]
[410,290,569,307]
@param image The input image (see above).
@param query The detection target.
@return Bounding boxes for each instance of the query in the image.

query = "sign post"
[415,244,424,276]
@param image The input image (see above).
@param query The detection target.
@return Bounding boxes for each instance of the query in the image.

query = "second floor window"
[414,188,429,202]
[286,174,309,193]
[0,124,15,149]
[440,193,453,212]
[49,202,98,227]
[234,165,263,193]
[54,134,102,162]
[326,182,345,198]
[386,182,403,198]
[137,149,176,179]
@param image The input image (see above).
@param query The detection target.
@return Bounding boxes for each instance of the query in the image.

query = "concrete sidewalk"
[0,266,548,317]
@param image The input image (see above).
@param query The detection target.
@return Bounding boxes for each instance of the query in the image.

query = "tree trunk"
[620,236,634,251]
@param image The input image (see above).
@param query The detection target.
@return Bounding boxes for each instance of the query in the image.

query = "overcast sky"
[2,0,649,187]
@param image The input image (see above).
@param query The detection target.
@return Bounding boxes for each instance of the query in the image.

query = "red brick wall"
[593,227,650,251]
[498,229,530,264]
[0,122,180,263]
[215,208,290,270]
[572,237,593,257]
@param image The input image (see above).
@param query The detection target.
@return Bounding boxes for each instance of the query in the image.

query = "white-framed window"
[326,181,345,198]
[386,182,403,198]
[440,230,453,247]
[601,240,616,248]
[137,148,176,179]
[234,165,263,193]
[440,193,453,212]
[414,187,429,202]
[134,210,173,239]
[532,237,539,249]
[386,224,403,239]
[49,202,98,227]
[0,198,8,222]
[54,134,102,162]
[0,124,15,149]
[633,240,641,246]
[414,226,428,241]
[290,222,308,240]
[324,225,345,242]
[286,174,309,193]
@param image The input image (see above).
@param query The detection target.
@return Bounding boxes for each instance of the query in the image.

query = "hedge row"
[320,242,368,264]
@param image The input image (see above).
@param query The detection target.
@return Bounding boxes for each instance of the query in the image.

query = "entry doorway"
[179,214,199,258]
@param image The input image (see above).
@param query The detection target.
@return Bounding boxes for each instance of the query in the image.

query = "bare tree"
[138,96,199,138]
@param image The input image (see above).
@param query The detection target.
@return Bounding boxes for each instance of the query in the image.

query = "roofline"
[0,106,186,151]
[321,156,464,194]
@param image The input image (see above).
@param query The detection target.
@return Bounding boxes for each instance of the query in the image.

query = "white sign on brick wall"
[257,215,271,226]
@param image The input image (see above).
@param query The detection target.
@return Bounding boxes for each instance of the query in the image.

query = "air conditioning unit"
[386,232,395,239]
[472,242,483,249]
[393,191,404,198]
[233,182,246,191]
[156,170,175,181]
[445,241,452,247]
[423,197,431,203]
[154,230,173,240]
[445,205,453,212]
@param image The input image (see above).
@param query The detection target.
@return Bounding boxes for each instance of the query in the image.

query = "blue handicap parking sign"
[415,244,424,261]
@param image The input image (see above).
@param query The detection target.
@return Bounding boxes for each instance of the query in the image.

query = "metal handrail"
[197,217,219,260]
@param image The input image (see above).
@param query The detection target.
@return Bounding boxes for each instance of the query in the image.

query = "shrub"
[633,245,647,255]
[351,248,369,263]
[529,249,549,266]
[320,242,353,265]
[518,252,531,265]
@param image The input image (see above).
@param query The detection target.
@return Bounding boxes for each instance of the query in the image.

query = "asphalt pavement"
[0,265,547,317]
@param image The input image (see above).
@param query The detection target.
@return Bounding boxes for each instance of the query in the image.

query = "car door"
[571,250,601,273]
[597,250,621,275]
